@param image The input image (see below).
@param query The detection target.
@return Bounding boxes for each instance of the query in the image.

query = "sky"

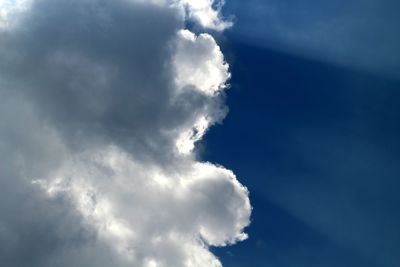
[1,0,400,267]
[204,0,400,266]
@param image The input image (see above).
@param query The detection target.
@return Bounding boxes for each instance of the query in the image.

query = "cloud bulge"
[0,0,251,266]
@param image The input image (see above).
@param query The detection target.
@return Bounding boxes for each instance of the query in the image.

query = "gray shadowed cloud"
[0,0,251,266]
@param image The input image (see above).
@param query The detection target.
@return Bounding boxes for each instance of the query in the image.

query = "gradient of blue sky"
[202,1,400,266]
[223,0,400,77]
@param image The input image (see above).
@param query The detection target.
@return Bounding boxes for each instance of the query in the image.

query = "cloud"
[174,30,230,96]
[179,0,233,31]
[0,0,250,266]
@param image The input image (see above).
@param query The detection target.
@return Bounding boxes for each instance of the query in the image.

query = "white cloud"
[178,0,233,31]
[174,29,231,96]
[0,0,31,29]
[0,0,250,266]
[35,146,250,266]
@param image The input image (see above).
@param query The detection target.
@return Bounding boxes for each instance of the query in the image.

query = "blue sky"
[202,1,400,266]
[223,0,400,78]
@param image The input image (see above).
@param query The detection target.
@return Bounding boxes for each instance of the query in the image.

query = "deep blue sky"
[202,1,400,266]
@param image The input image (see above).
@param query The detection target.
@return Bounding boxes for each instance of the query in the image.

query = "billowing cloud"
[179,0,232,31]
[0,0,250,266]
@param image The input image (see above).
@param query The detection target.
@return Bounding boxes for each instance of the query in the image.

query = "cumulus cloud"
[0,0,250,266]
[179,0,233,31]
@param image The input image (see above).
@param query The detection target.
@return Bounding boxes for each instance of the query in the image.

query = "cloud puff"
[0,0,250,266]
[179,0,233,31]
